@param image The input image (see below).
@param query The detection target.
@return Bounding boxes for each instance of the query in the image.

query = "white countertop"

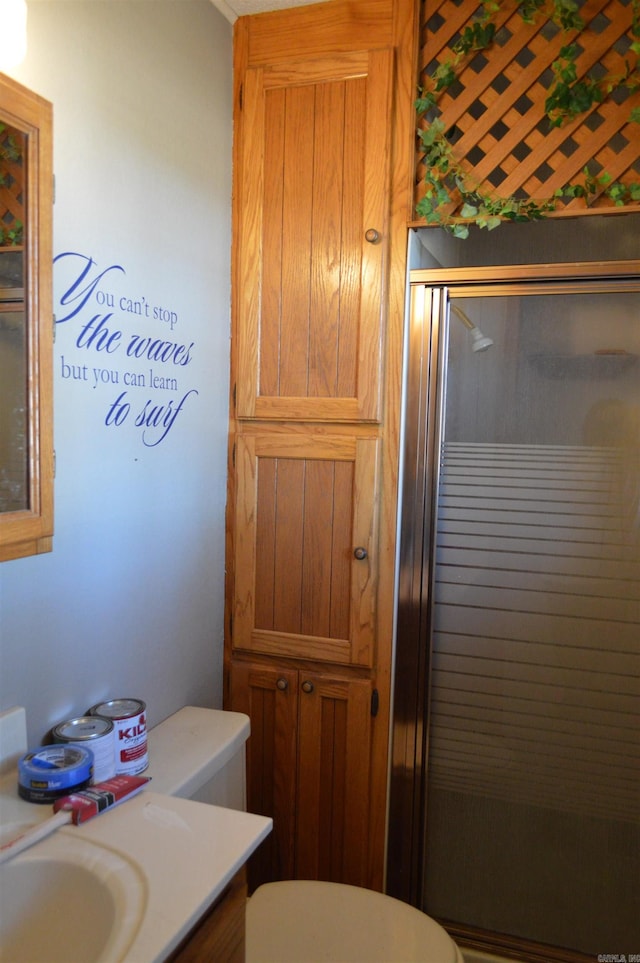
[75,790,271,961]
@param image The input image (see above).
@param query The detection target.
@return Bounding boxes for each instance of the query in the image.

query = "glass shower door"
[417,274,640,957]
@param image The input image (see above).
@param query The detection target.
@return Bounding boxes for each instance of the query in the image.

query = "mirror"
[0,71,53,561]
[1,166,27,513]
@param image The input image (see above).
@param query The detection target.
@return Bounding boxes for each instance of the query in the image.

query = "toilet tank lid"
[145,707,249,797]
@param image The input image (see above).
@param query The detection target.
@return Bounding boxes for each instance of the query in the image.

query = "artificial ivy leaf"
[460,203,479,218]
[478,22,497,46]
[553,0,583,32]
[415,197,434,218]
[435,64,456,91]
[607,183,627,204]
[416,95,436,113]
[518,0,545,24]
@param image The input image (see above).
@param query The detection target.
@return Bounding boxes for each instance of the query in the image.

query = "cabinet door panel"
[260,84,286,399]
[228,662,298,889]
[270,456,306,634]
[234,433,378,666]
[296,675,372,885]
[236,49,393,422]
[301,459,351,640]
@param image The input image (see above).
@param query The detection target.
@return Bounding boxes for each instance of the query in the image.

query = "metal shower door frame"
[387,259,640,922]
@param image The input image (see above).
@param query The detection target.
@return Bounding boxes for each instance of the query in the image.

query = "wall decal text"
[54,251,200,447]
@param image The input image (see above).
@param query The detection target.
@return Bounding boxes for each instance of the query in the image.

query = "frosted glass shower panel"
[423,285,640,953]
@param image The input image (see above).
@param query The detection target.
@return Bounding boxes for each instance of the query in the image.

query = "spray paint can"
[88,699,148,775]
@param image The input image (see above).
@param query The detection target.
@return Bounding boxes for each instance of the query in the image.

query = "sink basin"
[0,828,147,963]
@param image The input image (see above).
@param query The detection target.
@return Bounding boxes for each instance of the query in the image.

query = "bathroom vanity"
[0,777,271,962]
[0,706,271,962]
[169,866,248,962]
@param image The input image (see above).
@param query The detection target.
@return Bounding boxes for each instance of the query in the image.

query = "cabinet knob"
[365,228,380,244]
[276,677,288,691]
[353,546,368,560]
[301,680,314,694]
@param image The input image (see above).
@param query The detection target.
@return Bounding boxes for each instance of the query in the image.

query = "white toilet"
[245,879,465,963]
[148,707,464,963]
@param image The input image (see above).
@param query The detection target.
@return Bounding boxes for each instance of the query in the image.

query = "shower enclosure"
[388,258,640,962]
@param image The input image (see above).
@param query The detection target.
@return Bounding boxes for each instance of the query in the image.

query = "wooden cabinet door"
[229,661,373,889]
[229,662,298,890]
[296,674,373,886]
[233,431,379,667]
[236,48,393,423]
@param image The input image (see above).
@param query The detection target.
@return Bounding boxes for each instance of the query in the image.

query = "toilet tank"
[145,706,249,810]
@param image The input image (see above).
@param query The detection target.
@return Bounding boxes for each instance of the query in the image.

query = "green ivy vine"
[416,0,640,237]
[0,121,24,246]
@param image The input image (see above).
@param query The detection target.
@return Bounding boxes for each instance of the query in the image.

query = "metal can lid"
[52,716,114,742]
[89,699,146,720]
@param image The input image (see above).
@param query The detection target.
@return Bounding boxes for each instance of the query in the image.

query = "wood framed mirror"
[0,71,53,561]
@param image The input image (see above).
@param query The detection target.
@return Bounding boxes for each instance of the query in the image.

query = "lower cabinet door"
[228,661,373,889]
[229,661,298,890]
[296,673,372,885]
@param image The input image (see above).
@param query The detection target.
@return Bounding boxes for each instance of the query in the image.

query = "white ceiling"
[209,0,318,24]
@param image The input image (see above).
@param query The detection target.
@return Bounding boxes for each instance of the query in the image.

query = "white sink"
[0,828,147,963]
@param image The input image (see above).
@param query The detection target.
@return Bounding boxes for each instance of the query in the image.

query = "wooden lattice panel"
[0,126,25,241]
[415,0,640,219]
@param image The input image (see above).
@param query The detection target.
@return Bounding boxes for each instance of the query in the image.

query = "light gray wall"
[0,0,233,746]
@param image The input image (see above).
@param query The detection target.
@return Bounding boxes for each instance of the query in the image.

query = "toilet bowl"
[149,707,464,963]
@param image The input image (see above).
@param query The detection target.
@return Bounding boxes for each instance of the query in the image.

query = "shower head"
[450,304,494,353]
[469,327,494,352]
